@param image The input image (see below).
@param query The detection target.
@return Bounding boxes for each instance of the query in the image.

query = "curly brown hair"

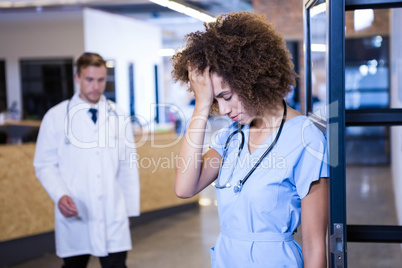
[171,12,298,114]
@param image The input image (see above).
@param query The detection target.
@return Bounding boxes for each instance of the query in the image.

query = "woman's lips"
[230,114,239,121]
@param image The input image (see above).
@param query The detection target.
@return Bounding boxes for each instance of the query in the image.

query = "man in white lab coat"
[34,52,140,268]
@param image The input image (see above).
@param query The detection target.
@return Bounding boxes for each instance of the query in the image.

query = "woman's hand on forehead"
[188,66,214,109]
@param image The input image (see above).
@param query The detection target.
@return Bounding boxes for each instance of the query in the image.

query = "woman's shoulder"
[285,105,302,122]
[285,114,326,145]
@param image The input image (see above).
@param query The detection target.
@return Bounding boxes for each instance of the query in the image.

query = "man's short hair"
[76,52,106,76]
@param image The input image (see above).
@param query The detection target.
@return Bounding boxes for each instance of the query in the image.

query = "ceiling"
[0,0,253,45]
[0,0,253,16]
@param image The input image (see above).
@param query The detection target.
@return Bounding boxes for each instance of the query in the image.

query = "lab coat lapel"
[97,98,108,148]
[69,93,103,146]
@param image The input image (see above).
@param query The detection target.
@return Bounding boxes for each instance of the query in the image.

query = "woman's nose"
[218,102,231,116]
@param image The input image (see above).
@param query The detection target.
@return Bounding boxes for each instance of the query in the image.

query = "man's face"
[75,65,107,104]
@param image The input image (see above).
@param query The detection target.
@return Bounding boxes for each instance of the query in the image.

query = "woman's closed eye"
[224,96,232,101]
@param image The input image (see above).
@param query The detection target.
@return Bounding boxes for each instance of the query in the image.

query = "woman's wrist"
[193,101,212,116]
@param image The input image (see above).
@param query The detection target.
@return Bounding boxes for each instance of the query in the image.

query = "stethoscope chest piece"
[233,180,243,193]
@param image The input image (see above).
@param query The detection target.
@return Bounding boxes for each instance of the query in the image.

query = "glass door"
[304,0,402,267]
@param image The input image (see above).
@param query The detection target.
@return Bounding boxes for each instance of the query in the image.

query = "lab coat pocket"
[210,247,216,268]
[73,197,88,222]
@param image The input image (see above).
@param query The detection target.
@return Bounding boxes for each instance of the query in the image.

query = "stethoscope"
[213,99,287,193]
[64,98,118,144]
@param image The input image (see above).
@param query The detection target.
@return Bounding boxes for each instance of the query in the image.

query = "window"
[344,36,390,165]
[345,36,389,109]
[104,60,116,102]
[0,60,6,112]
[20,58,74,120]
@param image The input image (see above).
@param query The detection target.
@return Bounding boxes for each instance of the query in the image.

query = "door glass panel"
[345,36,389,110]
[345,7,402,267]
[345,126,389,165]
[345,8,390,110]
[346,4,402,258]
[346,163,397,226]
[310,0,327,115]
[346,128,401,266]
[347,242,402,267]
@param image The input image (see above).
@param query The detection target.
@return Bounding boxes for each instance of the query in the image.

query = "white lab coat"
[34,92,140,258]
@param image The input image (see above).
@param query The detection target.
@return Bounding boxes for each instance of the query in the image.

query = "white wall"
[83,8,163,123]
[0,10,85,116]
[390,9,402,226]
[0,8,163,123]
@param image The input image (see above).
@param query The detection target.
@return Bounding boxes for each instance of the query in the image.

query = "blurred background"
[0,1,401,267]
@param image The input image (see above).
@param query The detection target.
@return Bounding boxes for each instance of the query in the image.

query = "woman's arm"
[301,178,329,268]
[174,66,221,198]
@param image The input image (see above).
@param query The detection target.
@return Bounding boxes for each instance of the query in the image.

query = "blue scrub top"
[209,115,329,267]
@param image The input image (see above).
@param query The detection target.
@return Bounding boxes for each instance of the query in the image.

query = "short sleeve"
[208,122,237,157]
[293,127,329,199]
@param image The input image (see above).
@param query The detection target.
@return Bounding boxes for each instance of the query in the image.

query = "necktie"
[89,108,97,124]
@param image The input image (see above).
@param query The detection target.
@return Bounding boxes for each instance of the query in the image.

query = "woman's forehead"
[211,73,229,87]
[211,73,231,95]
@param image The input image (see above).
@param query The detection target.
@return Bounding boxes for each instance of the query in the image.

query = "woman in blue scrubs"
[172,12,329,268]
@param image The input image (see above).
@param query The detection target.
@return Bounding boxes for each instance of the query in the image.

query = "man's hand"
[58,195,78,217]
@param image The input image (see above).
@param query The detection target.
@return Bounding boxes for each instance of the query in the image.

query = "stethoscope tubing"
[64,98,118,144]
[214,128,245,188]
[233,100,287,193]
[215,99,287,193]
[220,125,245,167]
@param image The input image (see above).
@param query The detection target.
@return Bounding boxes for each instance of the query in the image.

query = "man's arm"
[33,109,72,211]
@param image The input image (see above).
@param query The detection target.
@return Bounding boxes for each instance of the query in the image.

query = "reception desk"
[0,132,198,243]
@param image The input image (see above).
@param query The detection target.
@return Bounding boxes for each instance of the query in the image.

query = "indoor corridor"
[8,165,402,268]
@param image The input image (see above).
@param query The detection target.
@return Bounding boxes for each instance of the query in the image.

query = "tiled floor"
[346,166,402,267]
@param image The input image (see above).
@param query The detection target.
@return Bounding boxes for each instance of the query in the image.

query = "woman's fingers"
[189,66,211,91]
[187,65,213,109]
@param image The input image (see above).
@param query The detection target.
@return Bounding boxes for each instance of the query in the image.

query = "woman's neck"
[251,102,285,130]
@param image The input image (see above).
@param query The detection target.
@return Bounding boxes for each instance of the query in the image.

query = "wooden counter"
[0,134,198,242]
[0,119,42,127]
